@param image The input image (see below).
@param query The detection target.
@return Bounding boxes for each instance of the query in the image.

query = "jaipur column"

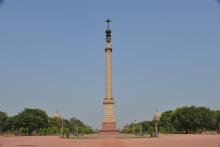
[100,19,118,135]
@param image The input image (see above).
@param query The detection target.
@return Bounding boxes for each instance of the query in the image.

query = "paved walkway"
[0,134,220,147]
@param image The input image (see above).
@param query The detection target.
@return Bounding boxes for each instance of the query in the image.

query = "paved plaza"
[1,134,220,147]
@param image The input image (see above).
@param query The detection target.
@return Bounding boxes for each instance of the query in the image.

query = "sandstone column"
[100,19,118,135]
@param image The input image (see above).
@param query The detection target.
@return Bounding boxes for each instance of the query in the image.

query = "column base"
[99,122,118,135]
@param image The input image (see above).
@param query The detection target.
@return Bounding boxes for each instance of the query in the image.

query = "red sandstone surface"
[1,134,220,147]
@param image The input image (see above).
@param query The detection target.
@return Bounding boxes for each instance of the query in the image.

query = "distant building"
[53,110,61,118]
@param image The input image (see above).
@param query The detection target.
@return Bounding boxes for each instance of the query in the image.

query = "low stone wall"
[201,131,219,135]
[0,133,16,138]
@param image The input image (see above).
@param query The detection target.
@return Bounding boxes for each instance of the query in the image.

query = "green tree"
[148,126,154,137]
[159,110,176,133]
[140,121,153,133]
[0,111,8,132]
[68,117,85,133]
[48,117,62,129]
[122,106,220,135]
[172,106,198,133]
[214,110,220,130]
[194,107,216,131]
[13,108,49,134]
[63,128,70,138]
[122,121,153,135]
[160,111,173,127]
[171,106,216,133]
[3,116,16,132]
[63,119,71,129]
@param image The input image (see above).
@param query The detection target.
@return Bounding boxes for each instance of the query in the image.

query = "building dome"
[153,111,161,121]
[53,111,61,118]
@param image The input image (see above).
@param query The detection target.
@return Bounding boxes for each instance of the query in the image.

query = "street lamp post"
[153,111,161,138]
[61,119,64,137]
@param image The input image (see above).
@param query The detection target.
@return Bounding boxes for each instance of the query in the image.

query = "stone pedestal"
[100,99,118,135]
[100,122,118,135]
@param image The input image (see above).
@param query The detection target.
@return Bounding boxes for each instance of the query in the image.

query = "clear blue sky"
[0,0,219,129]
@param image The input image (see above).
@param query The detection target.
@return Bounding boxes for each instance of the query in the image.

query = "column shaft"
[105,50,112,99]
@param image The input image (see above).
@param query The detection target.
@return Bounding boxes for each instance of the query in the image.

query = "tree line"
[1,106,220,136]
[122,106,220,135]
[0,108,93,137]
